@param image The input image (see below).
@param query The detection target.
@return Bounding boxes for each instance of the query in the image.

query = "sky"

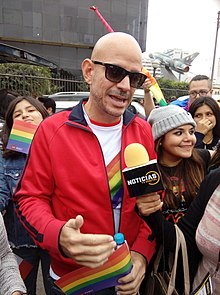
[145,0,220,80]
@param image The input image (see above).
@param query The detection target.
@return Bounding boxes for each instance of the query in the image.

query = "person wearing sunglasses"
[14,32,157,295]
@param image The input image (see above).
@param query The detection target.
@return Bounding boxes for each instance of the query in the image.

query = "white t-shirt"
[83,107,122,233]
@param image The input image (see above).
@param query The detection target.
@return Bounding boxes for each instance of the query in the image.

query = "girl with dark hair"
[189,96,220,150]
[0,96,50,295]
[145,105,211,222]
[2,96,48,156]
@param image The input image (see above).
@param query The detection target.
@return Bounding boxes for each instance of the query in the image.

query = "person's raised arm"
[142,79,156,118]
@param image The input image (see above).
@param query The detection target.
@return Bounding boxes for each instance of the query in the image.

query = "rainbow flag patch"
[6,119,38,154]
[55,243,132,295]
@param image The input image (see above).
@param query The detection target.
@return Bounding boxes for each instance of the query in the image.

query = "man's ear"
[81,59,93,86]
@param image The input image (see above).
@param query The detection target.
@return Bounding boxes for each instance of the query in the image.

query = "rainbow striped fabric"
[55,243,132,295]
[6,119,38,154]
[107,152,123,209]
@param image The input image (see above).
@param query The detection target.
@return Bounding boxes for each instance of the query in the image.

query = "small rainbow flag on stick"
[6,119,38,154]
[55,243,132,295]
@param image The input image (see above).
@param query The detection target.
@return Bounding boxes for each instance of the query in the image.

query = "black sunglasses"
[92,60,146,88]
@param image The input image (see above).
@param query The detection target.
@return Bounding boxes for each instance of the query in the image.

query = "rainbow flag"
[142,67,167,106]
[107,152,123,209]
[6,119,38,154]
[55,243,132,295]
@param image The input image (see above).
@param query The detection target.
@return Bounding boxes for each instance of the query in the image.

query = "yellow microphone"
[124,143,149,168]
[123,143,164,197]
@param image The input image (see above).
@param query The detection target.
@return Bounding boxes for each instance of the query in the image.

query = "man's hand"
[59,215,116,268]
[116,251,146,295]
[136,193,162,216]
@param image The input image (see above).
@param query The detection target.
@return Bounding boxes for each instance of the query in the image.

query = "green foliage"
[0,63,59,96]
[157,78,189,103]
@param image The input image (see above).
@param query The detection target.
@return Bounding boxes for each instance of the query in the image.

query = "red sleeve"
[130,218,156,264]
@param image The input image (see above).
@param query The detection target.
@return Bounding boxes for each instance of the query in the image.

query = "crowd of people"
[0,31,219,295]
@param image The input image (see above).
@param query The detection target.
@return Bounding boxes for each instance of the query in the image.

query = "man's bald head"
[91,32,143,67]
[81,32,144,123]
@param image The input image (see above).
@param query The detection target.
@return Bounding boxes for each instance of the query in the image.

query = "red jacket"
[14,100,157,277]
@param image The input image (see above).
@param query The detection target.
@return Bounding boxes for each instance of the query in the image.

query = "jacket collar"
[68,98,136,126]
[68,99,88,126]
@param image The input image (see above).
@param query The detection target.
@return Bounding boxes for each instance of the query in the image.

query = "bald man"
[14,32,157,295]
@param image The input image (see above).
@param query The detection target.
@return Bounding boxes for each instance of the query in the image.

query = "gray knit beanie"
[148,105,196,140]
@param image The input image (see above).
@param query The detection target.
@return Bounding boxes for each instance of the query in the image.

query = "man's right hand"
[59,215,116,268]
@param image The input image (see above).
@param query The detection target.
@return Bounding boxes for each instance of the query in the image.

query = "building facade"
[0,0,149,77]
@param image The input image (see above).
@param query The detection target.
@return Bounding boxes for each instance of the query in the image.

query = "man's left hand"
[116,251,146,294]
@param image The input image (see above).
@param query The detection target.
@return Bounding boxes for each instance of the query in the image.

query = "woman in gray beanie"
[141,105,211,222]
[137,105,213,293]
[148,105,196,141]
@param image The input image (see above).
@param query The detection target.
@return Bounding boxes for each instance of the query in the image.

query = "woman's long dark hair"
[2,96,49,158]
[155,137,207,208]
[189,96,220,139]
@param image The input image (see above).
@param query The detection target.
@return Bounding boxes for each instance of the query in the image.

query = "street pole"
[211,11,220,85]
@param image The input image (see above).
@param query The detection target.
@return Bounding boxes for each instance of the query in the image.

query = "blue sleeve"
[0,151,11,212]
[170,97,189,110]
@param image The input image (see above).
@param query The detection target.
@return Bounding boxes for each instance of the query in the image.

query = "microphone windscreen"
[124,143,149,168]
